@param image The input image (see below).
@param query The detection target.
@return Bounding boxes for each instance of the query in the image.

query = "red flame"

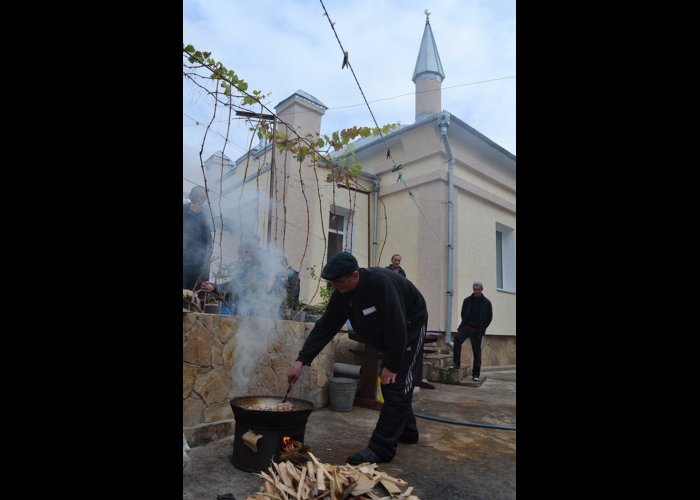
[282,436,303,453]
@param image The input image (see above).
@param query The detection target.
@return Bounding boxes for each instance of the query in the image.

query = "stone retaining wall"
[183,312,514,446]
[183,312,363,446]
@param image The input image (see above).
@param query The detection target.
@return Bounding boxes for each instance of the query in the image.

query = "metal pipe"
[333,362,363,379]
[358,171,381,266]
[437,112,455,344]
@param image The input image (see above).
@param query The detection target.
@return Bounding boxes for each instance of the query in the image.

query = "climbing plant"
[183,43,396,308]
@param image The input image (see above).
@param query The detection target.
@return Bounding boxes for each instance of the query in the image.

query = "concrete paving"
[183,367,515,500]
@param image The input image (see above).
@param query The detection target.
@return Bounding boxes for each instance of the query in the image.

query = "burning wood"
[246,452,419,500]
[279,437,313,466]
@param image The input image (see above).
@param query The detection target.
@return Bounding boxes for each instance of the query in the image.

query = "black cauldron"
[229,396,315,472]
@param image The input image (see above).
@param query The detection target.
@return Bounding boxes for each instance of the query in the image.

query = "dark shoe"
[449,364,461,370]
[399,434,419,444]
[346,447,386,465]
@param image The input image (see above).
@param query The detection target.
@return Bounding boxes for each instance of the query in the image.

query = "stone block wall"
[183,312,514,446]
[183,312,360,446]
[449,334,516,369]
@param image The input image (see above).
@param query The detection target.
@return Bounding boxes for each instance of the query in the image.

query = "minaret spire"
[412,11,445,121]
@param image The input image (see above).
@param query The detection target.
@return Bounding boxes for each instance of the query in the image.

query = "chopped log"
[358,464,378,474]
[250,459,419,500]
[363,492,383,500]
[316,464,325,491]
[340,481,357,500]
[397,486,413,498]
[279,462,293,488]
[374,472,408,486]
[379,478,401,495]
[349,473,377,497]
[296,465,307,500]
[287,460,301,482]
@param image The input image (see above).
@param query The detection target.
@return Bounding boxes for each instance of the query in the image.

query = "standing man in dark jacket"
[287,252,428,465]
[385,253,407,277]
[451,280,493,381]
[183,186,212,293]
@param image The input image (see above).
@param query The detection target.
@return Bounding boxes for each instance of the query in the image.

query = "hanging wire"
[319,0,441,239]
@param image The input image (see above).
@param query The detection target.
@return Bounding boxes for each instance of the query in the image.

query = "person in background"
[287,252,428,465]
[275,255,300,309]
[183,186,212,295]
[385,254,406,277]
[200,241,266,317]
[450,280,493,382]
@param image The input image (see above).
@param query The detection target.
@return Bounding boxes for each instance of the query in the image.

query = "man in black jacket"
[385,253,406,277]
[287,252,428,465]
[451,281,493,381]
[183,186,212,293]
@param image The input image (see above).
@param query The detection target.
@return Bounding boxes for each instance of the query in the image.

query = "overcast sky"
[183,0,515,194]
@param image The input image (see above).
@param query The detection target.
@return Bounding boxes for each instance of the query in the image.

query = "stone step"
[427,364,472,384]
[423,353,452,368]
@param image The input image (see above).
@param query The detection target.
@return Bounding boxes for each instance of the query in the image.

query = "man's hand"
[200,282,215,292]
[380,367,397,385]
[288,360,303,384]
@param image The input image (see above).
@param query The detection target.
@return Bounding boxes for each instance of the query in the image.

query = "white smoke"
[204,182,294,392]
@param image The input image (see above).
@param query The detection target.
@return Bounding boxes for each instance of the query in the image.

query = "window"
[327,206,353,262]
[496,223,516,292]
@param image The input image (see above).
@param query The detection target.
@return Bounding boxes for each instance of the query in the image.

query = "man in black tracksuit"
[287,252,428,465]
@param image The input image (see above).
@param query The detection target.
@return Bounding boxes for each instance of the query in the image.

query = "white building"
[200,14,515,365]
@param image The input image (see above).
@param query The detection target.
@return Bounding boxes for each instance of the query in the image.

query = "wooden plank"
[350,473,378,497]
[295,465,307,500]
[316,464,325,491]
[286,461,301,482]
[379,478,401,495]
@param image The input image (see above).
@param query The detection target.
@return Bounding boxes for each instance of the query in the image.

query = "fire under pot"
[229,395,315,473]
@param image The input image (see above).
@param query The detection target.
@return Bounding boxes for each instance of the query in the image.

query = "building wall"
[353,121,515,340]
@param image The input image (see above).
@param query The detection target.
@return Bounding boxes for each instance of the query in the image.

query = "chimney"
[274,90,328,137]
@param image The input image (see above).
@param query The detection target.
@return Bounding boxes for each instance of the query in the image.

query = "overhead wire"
[328,75,516,110]
[318,0,441,239]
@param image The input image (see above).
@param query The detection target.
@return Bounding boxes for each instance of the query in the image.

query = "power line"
[328,75,516,110]
[319,0,441,239]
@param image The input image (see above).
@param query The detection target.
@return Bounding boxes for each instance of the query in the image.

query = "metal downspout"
[359,171,380,266]
[438,112,455,344]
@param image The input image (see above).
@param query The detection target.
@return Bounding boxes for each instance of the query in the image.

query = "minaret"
[412,10,445,122]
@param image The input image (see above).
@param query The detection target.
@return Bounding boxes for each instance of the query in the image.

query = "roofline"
[351,113,515,161]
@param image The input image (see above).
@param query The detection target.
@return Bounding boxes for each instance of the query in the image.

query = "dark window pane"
[329,213,345,232]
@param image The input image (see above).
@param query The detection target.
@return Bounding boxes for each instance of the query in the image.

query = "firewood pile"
[245,451,419,500]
